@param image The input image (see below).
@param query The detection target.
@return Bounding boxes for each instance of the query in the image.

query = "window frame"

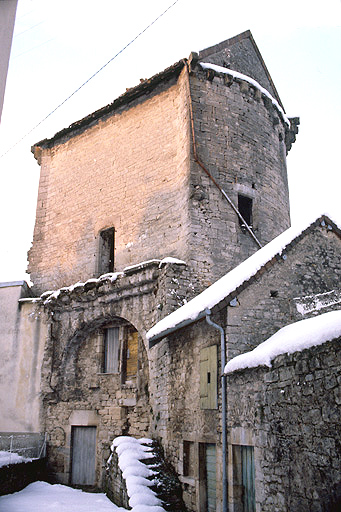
[98,227,115,275]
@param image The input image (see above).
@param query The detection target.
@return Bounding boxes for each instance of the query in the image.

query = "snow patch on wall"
[0,450,34,468]
[294,290,341,315]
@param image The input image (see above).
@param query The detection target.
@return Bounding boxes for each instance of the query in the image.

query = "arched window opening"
[102,321,138,384]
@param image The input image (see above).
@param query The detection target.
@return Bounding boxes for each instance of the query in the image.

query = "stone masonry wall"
[28,70,191,294]
[226,338,341,512]
[149,312,227,512]
[225,225,341,360]
[198,32,279,100]
[187,63,291,287]
[36,261,195,486]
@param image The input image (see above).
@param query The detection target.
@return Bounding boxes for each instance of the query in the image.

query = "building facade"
[3,30,339,512]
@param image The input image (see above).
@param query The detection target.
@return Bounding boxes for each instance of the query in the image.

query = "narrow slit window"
[183,440,195,477]
[99,227,115,274]
[238,195,253,228]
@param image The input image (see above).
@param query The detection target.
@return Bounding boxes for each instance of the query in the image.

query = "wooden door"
[71,426,96,486]
[205,443,216,512]
[241,446,255,512]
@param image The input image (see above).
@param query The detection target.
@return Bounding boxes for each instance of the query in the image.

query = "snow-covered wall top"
[224,309,341,373]
[147,212,341,343]
[110,436,166,512]
[200,62,290,126]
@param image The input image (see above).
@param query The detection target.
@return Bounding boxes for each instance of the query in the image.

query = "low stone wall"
[0,458,48,495]
[105,449,130,509]
[226,338,341,512]
[105,439,187,511]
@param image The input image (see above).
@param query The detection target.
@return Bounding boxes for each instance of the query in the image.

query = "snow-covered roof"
[147,212,341,345]
[224,309,341,373]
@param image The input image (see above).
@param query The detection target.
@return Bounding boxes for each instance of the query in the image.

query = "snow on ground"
[0,451,33,468]
[0,481,127,512]
[224,309,341,373]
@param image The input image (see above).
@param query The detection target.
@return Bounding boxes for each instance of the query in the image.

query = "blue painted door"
[241,446,255,512]
[71,426,96,485]
[206,443,216,512]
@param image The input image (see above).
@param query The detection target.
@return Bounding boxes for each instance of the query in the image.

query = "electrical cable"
[1,0,180,159]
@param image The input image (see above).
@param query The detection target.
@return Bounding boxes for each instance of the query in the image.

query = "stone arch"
[55,313,147,400]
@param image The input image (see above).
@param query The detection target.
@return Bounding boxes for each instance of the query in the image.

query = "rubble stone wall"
[149,314,226,512]
[188,64,291,286]
[38,262,195,487]
[226,337,341,512]
[225,225,341,360]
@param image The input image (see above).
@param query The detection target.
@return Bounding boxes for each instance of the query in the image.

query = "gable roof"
[32,30,284,153]
[147,213,341,346]
[198,29,284,110]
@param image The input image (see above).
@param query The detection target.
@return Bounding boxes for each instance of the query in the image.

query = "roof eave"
[32,59,186,152]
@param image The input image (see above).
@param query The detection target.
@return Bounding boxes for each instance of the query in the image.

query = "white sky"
[0,0,340,282]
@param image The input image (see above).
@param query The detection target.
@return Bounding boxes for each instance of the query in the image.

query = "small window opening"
[103,327,120,373]
[99,228,115,274]
[183,441,195,477]
[238,195,253,229]
[102,324,138,382]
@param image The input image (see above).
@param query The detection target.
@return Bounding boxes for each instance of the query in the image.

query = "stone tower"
[28,30,298,295]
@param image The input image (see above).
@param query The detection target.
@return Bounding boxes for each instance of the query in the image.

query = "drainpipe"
[183,60,262,250]
[205,308,228,511]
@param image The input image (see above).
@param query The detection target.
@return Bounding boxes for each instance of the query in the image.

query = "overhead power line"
[1,0,180,159]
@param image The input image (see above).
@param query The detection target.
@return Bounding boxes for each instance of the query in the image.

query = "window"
[232,445,256,512]
[102,324,138,383]
[238,195,253,229]
[183,441,195,477]
[122,327,138,383]
[104,327,120,373]
[200,345,217,409]
[99,227,115,274]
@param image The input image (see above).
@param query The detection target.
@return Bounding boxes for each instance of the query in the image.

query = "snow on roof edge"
[224,309,341,374]
[147,212,341,343]
[200,62,290,126]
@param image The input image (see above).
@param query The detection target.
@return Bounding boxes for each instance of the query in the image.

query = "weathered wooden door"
[205,443,216,512]
[71,426,96,486]
[241,446,255,512]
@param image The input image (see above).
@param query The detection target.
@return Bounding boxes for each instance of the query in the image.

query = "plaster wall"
[0,284,46,432]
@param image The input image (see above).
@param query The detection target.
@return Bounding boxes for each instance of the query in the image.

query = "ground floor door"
[241,446,255,512]
[71,426,96,486]
[205,443,216,512]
